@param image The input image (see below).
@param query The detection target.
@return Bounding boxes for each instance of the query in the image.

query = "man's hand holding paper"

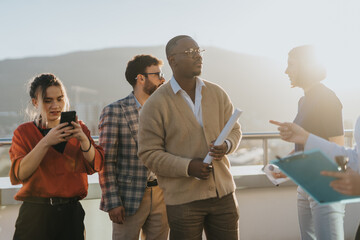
[209,141,228,161]
[188,158,212,180]
[203,109,242,164]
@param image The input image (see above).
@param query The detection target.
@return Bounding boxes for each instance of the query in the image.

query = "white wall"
[237,186,300,240]
[236,186,360,240]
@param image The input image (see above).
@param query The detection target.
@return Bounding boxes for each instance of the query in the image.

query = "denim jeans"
[297,187,345,240]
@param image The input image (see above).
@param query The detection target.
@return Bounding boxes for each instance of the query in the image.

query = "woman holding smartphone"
[9,73,104,240]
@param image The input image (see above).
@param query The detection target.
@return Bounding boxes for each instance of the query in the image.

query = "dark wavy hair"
[125,55,163,87]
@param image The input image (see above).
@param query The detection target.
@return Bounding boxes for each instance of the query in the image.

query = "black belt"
[24,196,79,206]
[147,179,158,187]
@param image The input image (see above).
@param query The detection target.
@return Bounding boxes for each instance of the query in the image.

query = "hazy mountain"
[0,46,313,137]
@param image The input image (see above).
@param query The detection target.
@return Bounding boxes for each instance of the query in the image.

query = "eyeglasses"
[142,72,165,79]
[171,48,205,58]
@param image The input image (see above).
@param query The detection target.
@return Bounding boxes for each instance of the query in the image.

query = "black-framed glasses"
[171,48,205,58]
[142,72,165,79]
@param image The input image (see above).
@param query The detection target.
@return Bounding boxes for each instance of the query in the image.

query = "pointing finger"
[269,120,283,126]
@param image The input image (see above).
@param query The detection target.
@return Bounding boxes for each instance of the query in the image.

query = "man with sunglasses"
[98,55,168,240]
[138,35,241,240]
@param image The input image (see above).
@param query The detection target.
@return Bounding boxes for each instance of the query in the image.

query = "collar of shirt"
[133,92,142,110]
[170,76,205,95]
[170,76,205,127]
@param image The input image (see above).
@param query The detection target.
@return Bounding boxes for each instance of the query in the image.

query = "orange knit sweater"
[9,121,104,201]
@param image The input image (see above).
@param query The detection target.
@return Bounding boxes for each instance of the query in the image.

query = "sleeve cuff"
[183,158,192,177]
[92,149,104,172]
[225,139,232,154]
[304,134,319,151]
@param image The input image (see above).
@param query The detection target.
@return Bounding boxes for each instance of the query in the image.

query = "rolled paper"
[203,109,242,164]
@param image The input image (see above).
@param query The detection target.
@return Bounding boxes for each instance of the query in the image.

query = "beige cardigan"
[138,80,241,205]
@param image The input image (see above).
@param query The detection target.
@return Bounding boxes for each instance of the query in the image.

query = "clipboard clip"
[335,155,348,172]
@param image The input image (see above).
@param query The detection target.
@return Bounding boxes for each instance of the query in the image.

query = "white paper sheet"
[203,109,242,164]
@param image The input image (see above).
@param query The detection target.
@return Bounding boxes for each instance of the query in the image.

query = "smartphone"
[60,111,76,127]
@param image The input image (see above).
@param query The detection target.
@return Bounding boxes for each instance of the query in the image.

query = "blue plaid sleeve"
[98,103,122,212]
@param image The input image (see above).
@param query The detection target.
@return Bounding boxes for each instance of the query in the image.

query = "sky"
[1,0,360,91]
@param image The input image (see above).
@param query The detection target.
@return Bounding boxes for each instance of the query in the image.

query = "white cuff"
[225,139,232,154]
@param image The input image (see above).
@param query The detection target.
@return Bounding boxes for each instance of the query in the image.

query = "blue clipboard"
[271,149,360,204]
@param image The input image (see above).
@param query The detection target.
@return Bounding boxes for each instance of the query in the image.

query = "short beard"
[144,79,158,96]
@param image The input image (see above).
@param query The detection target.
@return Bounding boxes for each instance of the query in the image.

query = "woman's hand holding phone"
[59,111,91,152]
[64,121,87,143]
[42,123,73,146]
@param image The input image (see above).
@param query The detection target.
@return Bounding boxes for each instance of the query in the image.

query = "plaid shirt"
[98,93,148,215]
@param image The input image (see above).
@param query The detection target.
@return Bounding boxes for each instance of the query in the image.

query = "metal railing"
[241,130,353,165]
[0,130,354,165]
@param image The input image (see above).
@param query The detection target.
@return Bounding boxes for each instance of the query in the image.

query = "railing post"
[263,138,268,166]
